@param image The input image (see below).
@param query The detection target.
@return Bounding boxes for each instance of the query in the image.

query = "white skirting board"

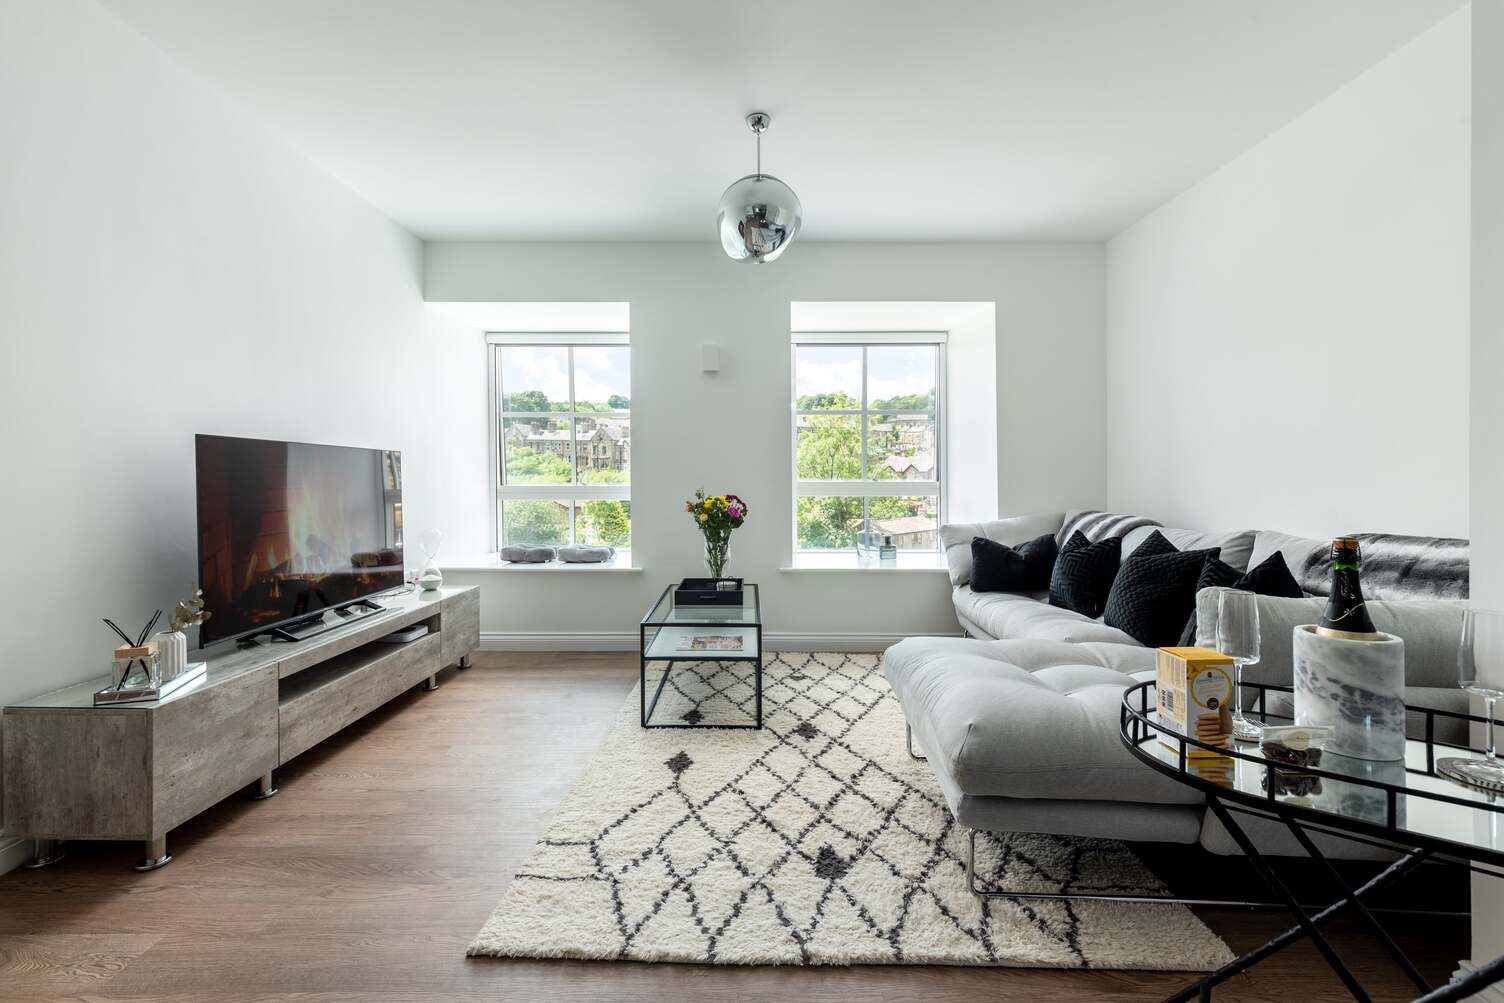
[0,836,30,877]
[1454,961,1504,1002]
[478,631,961,653]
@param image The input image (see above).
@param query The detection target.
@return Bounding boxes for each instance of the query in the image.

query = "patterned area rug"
[469,652,1233,969]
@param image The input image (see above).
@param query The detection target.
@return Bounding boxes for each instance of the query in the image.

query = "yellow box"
[1156,646,1234,757]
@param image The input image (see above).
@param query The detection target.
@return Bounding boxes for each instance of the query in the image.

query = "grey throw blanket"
[557,544,615,563]
[500,545,555,563]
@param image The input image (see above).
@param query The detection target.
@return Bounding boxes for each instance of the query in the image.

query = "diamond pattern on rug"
[469,652,1233,970]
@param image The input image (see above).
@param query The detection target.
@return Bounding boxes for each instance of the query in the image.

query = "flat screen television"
[195,434,404,647]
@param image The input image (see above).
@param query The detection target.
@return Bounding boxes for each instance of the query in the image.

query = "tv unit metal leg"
[458,654,472,670]
[135,835,172,871]
[423,673,439,691]
[24,838,64,868]
[250,771,278,800]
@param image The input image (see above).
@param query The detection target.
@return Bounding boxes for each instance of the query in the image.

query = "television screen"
[195,435,404,646]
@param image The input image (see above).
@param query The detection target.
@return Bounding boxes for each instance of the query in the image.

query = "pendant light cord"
[755,129,762,178]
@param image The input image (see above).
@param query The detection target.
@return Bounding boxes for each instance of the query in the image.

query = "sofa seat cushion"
[883,637,1203,807]
[953,586,1142,645]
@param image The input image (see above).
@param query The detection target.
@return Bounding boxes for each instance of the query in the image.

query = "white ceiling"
[101,0,1464,242]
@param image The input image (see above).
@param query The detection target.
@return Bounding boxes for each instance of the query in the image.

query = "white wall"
[0,0,429,843]
[1104,9,1470,538]
[420,242,1104,644]
[1468,1,1504,988]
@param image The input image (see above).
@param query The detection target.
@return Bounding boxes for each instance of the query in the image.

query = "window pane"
[503,417,571,484]
[499,346,570,412]
[572,346,630,412]
[502,499,570,547]
[796,495,863,550]
[796,414,861,480]
[869,496,939,550]
[575,416,630,485]
[576,499,631,548]
[867,414,936,481]
[795,346,862,409]
[867,345,937,411]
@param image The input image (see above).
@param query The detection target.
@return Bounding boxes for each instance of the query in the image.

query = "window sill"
[781,552,950,572]
[442,551,641,572]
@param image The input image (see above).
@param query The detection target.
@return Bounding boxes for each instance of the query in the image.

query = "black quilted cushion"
[971,533,1058,593]
[1049,531,1122,619]
[1104,531,1220,647]
[1177,551,1305,646]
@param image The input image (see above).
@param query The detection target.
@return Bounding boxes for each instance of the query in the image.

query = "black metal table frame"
[639,583,763,730]
[1120,679,1504,1003]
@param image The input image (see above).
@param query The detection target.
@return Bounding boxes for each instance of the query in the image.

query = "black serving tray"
[674,577,744,606]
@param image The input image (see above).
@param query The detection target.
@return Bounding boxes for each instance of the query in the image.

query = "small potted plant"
[686,489,748,579]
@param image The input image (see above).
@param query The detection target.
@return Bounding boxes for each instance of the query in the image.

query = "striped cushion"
[1057,510,1162,548]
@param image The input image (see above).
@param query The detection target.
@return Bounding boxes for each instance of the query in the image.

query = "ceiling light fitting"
[716,111,802,263]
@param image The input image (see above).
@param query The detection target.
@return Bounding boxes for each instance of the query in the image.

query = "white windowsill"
[782,552,950,572]
[442,550,641,572]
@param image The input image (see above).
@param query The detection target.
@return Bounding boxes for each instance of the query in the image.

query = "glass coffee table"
[1120,679,1504,1002]
[639,583,762,729]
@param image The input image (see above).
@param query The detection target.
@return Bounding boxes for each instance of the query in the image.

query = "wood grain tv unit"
[2,585,480,871]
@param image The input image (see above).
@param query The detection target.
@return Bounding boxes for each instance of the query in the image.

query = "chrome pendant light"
[717,112,802,263]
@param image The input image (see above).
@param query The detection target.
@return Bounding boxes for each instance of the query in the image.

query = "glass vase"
[704,536,731,579]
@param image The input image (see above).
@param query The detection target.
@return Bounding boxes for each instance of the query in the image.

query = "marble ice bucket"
[1293,625,1407,762]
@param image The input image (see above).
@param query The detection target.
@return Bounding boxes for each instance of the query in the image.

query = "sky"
[500,345,629,408]
[795,345,937,406]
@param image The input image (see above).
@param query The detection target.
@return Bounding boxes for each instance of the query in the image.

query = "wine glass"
[1439,609,1504,792]
[1217,589,1263,742]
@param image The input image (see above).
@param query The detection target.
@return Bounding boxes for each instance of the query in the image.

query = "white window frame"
[487,332,631,552]
[790,332,947,554]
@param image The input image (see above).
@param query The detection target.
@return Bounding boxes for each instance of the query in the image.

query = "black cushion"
[1177,551,1305,647]
[1048,531,1122,619]
[971,533,1058,593]
[1103,531,1221,648]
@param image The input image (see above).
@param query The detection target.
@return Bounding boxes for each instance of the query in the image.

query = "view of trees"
[502,391,629,413]
[502,445,631,547]
[794,391,924,549]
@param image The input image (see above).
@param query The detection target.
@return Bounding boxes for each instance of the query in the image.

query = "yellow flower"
[698,513,707,523]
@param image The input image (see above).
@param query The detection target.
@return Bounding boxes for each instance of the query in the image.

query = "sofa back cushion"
[1057,510,1162,547]
[1123,525,1257,572]
[1193,588,1467,692]
[1248,531,1469,600]
[941,512,1064,587]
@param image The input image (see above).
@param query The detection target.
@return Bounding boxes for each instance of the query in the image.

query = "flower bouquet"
[686,489,748,578]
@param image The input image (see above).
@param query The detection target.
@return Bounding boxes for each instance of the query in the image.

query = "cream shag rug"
[469,652,1233,970]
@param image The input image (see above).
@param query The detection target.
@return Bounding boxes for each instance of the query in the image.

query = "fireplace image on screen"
[196,434,404,646]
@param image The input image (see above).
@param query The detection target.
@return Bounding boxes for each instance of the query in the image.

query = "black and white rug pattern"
[468,652,1232,969]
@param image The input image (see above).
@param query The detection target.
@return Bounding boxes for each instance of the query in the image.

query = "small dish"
[1259,725,1333,769]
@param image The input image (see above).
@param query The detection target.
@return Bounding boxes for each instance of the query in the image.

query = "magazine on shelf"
[675,634,745,652]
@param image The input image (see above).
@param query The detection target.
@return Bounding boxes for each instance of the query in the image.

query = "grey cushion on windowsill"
[500,545,556,563]
[557,544,615,563]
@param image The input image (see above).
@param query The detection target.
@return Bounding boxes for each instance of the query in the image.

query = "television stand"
[3,585,480,872]
[239,597,387,645]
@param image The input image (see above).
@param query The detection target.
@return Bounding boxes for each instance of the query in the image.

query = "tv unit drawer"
[277,633,440,765]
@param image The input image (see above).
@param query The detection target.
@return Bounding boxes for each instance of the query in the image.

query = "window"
[792,334,944,553]
[489,334,630,551]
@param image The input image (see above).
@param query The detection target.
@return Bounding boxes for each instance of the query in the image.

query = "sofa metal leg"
[966,828,1304,909]
[905,723,927,761]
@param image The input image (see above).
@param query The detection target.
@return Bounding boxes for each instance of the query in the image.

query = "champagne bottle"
[1316,537,1381,640]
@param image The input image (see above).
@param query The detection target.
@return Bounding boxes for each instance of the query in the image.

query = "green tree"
[504,500,568,545]
[607,394,630,410]
[580,500,631,546]
[505,446,570,484]
[796,391,859,411]
[870,389,935,412]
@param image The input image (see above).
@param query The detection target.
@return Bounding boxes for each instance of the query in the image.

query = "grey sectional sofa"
[883,509,1469,891]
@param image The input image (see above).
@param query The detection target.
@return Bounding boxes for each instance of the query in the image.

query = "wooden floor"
[0,652,1469,1002]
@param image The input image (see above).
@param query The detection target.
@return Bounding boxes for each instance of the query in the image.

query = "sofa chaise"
[883,509,1469,898]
